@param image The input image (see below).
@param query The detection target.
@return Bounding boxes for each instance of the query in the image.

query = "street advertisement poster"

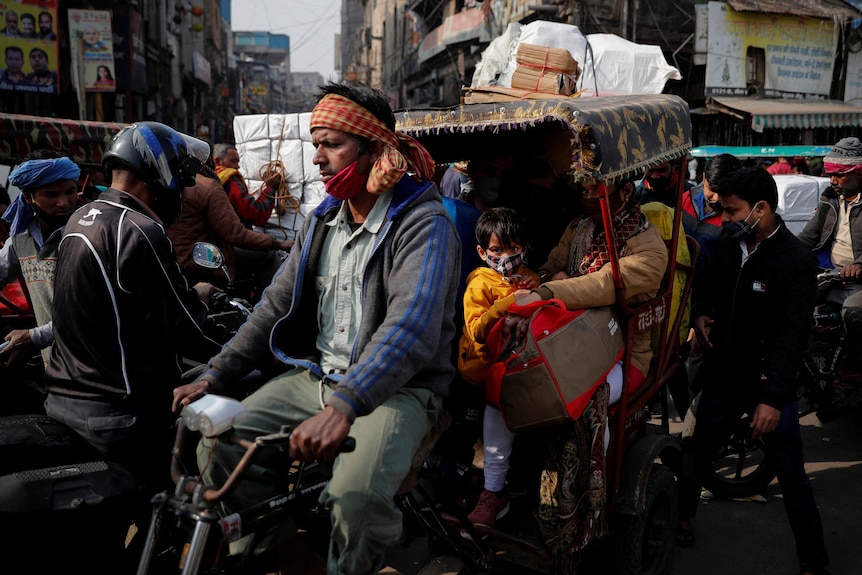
[705,1,837,99]
[68,8,116,93]
[0,0,60,95]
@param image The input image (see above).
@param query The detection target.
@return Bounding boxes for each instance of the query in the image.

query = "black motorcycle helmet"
[102,121,210,227]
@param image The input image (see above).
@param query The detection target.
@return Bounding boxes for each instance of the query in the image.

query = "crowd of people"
[1,80,857,575]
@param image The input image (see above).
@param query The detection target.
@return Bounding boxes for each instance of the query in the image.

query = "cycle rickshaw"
[390,93,698,575]
[133,94,697,575]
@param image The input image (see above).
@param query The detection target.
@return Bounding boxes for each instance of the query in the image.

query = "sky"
[230,0,341,80]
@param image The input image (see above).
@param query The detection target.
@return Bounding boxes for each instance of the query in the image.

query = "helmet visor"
[181,133,211,164]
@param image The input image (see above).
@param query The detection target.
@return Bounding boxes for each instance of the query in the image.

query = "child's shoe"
[466,489,510,528]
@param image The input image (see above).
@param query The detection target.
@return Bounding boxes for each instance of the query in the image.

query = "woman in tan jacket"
[527,176,668,401]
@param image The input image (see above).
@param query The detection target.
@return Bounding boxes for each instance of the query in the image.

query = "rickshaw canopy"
[396,94,692,182]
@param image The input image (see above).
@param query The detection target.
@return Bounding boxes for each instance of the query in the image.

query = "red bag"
[486,299,624,431]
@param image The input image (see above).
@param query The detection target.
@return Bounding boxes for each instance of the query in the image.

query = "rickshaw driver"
[174,81,461,575]
[522,176,668,441]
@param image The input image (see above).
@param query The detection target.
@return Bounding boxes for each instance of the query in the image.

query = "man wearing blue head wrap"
[0,152,80,367]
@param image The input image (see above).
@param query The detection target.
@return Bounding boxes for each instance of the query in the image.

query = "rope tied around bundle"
[256,159,300,217]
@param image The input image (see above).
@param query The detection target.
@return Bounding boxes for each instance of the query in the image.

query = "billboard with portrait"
[68,8,116,93]
[0,0,60,95]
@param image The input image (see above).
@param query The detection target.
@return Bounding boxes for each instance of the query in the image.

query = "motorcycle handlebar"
[817,269,857,288]
[210,291,253,315]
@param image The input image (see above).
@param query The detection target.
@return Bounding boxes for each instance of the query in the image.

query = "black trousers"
[678,392,829,571]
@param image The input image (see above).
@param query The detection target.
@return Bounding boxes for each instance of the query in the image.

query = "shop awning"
[690,145,832,158]
[707,96,862,133]
[727,0,860,20]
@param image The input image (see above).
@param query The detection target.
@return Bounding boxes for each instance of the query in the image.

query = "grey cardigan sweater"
[201,175,462,422]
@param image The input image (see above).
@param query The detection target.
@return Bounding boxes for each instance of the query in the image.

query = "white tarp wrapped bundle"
[474,20,682,97]
[232,113,326,242]
[773,175,830,236]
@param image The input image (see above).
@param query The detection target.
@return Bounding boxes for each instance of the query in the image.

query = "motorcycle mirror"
[192,242,225,269]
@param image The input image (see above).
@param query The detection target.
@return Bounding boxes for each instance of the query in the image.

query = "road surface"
[379,408,862,574]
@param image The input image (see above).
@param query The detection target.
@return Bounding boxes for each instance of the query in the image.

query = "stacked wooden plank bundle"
[463,43,581,103]
[509,43,581,95]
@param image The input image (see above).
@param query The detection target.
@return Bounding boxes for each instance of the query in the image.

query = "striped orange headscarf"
[309,94,435,194]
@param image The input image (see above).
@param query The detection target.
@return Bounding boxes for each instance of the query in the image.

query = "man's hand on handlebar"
[1,329,34,366]
[840,262,862,282]
[289,405,351,462]
[172,379,213,413]
[194,282,223,305]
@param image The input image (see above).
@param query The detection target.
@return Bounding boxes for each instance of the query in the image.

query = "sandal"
[675,519,695,548]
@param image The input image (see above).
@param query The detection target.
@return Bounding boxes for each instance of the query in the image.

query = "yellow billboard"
[0,0,60,95]
[705,1,837,98]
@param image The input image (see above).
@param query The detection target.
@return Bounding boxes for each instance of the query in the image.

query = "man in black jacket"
[45,122,223,493]
[678,167,829,575]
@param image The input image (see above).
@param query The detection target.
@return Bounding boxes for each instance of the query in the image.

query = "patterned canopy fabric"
[396,94,692,183]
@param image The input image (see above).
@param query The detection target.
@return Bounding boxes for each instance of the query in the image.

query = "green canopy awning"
[691,145,832,158]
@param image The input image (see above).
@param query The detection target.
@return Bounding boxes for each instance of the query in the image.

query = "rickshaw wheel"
[611,463,677,575]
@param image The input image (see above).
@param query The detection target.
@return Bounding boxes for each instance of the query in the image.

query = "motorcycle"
[0,403,141,574]
[801,269,862,421]
[0,253,252,573]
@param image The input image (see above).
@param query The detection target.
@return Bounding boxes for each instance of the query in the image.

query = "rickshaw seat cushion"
[486,299,624,432]
[640,202,692,348]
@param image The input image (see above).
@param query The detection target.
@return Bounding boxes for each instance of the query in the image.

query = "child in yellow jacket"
[457,207,539,530]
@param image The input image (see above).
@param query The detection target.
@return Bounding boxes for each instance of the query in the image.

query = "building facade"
[339,0,862,146]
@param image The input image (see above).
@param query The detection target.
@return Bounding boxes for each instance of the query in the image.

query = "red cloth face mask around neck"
[325,161,369,201]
